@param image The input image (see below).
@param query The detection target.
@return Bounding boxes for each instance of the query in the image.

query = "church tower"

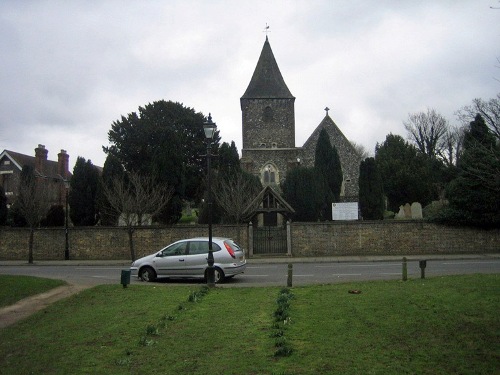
[240,37,300,186]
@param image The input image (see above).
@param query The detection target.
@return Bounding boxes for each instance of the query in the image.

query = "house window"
[2,174,11,193]
[3,160,10,165]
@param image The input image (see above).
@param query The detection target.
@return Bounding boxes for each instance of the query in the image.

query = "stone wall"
[0,221,498,261]
[0,225,248,261]
[291,221,500,256]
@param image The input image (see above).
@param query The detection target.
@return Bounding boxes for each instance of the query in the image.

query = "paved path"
[0,284,91,329]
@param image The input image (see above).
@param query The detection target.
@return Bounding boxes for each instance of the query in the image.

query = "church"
[240,36,361,202]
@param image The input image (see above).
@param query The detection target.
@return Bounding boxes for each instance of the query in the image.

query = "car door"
[153,241,188,277]
[184,240,221,277]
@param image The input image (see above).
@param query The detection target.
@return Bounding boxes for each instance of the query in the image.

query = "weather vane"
[263,23,270,36]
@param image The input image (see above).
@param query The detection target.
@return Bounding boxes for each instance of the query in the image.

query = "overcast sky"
[1,0,499,169]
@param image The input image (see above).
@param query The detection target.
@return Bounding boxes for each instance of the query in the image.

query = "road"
[0,258,499,287]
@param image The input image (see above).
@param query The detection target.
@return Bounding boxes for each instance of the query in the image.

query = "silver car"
[130,237,246,283]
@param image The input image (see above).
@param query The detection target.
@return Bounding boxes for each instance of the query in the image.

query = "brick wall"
[0,221,498,261]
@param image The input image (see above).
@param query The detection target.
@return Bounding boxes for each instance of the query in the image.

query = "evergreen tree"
[358,157,385,220]
[69,157,100,226]
[217,141,240,178]
[282,167,324,221]
[375,134,436,212]
[314,128,343,219]
[99,154,124,226]
[441,114,500,227]
[104,100,219,222]
[41,205,65,227]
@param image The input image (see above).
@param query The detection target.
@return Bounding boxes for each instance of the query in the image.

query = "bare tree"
[212,172,262,243]
[437,125,466,167]
[350,141,371,159]
[102,171,173,260]
[404,108,449,157]
[15,166,51,264]
[455,94,500,140]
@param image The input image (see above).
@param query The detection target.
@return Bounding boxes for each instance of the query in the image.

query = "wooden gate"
[253,225,287,255]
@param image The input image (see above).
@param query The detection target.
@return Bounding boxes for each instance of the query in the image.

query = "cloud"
[0,0,498,168]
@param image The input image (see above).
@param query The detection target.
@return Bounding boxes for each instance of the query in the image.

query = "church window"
[263,164,277,184]
[271,142,277,148]
[260,143,266,148]
[263,106,274,122]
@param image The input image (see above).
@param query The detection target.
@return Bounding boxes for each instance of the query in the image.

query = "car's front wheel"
[139,266,156,282]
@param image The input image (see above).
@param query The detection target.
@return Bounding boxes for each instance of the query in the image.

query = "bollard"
[121,269,131,288]
[402,257,408,281]
[287,263,293,287]
[419,260,427,279]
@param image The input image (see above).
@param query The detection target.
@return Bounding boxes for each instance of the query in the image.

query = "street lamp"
[203,113,217,287]
[64,179,70,260]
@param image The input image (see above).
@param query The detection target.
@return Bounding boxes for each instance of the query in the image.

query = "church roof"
[241,37,294,99]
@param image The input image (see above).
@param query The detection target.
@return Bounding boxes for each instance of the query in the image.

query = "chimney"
[35,144,48,174]
[58,149,70,179]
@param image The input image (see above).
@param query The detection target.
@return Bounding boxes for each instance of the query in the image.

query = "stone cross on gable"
[325,107,330,115]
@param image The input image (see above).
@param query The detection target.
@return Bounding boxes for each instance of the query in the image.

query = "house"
[240,36,362,201]
[0,145,71,208]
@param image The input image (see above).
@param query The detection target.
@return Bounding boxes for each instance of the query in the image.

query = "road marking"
[244,275,269,277]
[332,273,362,276]
[77,267,125,270]
[442,261,499,265]
[316,264,401,268]
[380,273,402,275]
[293,275,314,277]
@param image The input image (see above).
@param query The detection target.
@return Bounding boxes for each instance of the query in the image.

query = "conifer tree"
[314,128,343,219]
[359,157,385,220]
[442,114,500,227]
[69,157,100,226]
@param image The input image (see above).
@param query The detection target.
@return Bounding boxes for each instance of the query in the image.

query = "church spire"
[241,37,294,99]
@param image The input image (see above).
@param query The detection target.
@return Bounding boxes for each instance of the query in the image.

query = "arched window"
[262,164,278,185]
[263,106,274,122]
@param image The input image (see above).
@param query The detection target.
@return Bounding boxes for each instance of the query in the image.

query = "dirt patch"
[0,284,91,329]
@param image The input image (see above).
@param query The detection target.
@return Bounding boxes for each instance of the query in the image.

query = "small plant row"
[115,286,210,366]
[271,288,294,357]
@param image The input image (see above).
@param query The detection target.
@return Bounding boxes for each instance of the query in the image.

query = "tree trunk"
[28,227,34,264]
[128,227,135,261]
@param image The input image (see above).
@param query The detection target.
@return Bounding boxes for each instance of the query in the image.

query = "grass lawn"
[0,274,498,374]
[0,275,66,308]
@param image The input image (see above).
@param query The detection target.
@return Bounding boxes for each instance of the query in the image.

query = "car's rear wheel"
[206,267,225,284]
[214,267,225,284]
[139,266,156,282]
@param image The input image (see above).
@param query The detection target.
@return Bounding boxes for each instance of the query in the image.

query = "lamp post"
[64,179,70,260]
[203,113,217,287]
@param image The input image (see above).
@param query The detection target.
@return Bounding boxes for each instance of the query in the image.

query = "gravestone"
[403,203,412,218]
[411,202,423,219]
[395,205,406,219]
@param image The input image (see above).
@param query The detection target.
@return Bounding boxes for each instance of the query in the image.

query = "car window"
[225,239,242,252]
[188,241,221,255]
[160,242,187,257]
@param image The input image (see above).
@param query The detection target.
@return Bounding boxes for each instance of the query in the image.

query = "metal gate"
[253,225,287,255]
